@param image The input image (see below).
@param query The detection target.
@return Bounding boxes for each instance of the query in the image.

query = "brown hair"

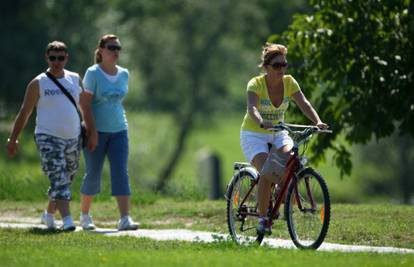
[95,34,119,63]
[45,41,68,55]
[258,42,287,68]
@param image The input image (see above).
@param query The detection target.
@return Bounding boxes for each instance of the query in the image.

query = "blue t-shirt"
[83,64,129,133]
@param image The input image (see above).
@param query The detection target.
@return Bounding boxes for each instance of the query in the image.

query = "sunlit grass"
[0,228,413,267]
[0,111,401,203]
[1,200,413,249]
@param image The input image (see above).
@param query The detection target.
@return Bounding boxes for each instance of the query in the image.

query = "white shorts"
[240,130,293,162]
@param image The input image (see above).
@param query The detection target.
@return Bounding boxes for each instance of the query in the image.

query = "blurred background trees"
[272,0,414,171]
[0,0,413,203]
[271,0,414,203]
[0,0,107,104]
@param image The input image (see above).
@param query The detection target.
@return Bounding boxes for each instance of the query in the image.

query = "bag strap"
[45,71,83,122]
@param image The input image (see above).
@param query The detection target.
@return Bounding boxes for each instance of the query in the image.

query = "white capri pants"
[240,130,293,183]
[240,130,293,162]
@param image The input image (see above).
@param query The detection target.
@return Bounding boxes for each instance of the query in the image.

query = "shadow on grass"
[28,226,120,235]
[28,227,66,235]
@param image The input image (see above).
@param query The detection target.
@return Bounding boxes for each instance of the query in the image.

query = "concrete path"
[1,222,413,254]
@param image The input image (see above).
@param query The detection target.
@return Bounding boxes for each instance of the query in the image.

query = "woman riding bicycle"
[240,43,328,236]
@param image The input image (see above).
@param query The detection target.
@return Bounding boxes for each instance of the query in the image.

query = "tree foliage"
[114,0,266,114]
[271,0,414,175]
[357,134,414,203]
[0,0,107,107]
[0,0,314,192]
[113,0,271,190]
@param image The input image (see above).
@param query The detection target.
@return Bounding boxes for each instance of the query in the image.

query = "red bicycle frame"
[236,151,301,219]
[268,149,300,219]
[236,130,323,221]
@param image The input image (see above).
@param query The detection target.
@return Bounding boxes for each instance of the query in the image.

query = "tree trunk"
[155,111,193,192]
[154,0,234,192]
[399,135,413,204]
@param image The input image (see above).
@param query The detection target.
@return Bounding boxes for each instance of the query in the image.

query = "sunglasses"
[48,55,66,62]
[270,62,288,69]
[106,45,122,51]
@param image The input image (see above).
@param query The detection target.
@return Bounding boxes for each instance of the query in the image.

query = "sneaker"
[80,213,96,231]
[117,216,139,231]
[40,211,57,230]
[256,217,272,236]
[62,216,76,232]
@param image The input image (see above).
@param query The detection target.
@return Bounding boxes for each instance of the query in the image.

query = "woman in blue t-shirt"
[79,34,138,231]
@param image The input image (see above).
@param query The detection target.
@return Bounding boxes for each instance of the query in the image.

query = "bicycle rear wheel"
[284,168,330,249]
[226,171,259,244]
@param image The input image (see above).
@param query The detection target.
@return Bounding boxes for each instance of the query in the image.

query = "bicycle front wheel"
[226,170,259,244]
[284,168,330,249]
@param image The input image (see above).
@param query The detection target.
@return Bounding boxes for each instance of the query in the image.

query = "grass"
[0,228,413,267]
[0,111,409,203]
[0,200,413,249]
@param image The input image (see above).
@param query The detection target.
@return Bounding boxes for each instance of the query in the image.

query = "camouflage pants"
[35,134,80,201]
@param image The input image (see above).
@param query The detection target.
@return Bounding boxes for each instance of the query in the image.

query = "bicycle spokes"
[285,169,330,249]
[305,177,317,209]
[227,171,259,244]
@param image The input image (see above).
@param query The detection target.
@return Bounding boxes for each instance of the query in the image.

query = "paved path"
[1,222,413,254]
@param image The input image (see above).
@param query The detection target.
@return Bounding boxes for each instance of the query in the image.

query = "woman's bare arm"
[292,90,327,128]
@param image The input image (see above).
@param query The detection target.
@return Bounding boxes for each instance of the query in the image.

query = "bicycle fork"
[294,176,317,213]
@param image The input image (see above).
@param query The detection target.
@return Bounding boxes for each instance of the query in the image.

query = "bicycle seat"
[233,162,251,170]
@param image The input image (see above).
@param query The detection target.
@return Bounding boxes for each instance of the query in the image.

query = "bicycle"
[225,123,332,249]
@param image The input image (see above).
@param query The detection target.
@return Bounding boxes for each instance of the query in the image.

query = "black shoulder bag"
[45,71,87,148]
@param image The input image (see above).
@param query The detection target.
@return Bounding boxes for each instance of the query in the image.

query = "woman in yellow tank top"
[240,43,328,235]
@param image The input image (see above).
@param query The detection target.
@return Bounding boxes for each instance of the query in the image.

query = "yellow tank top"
[240,74,301,134]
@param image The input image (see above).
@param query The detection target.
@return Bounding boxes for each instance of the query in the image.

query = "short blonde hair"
[95,34,119,63]
[259,42,287,68]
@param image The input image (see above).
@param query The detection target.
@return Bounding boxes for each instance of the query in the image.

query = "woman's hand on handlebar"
[315,121,329,130]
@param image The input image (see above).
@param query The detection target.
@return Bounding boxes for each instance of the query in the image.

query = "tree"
[1,0,310,194]
[270,0,414,177]
[0,0,107,107]
[114,0,270,191]
[357,134,414,203]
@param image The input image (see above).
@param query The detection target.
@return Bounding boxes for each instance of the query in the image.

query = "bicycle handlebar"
[267,122,332,133]
[267,122,332,147]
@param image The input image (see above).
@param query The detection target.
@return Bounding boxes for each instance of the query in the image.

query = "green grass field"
[1,229,413,267]
[0,200,413,267]
[1,111,413,266]
[1,200,413,249]
[0,111,373,203]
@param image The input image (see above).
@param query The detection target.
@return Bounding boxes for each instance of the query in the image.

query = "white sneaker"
[62,216,76,232]
[80,213,96,230]
[117,216,139,231]
[40,211,57,230]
